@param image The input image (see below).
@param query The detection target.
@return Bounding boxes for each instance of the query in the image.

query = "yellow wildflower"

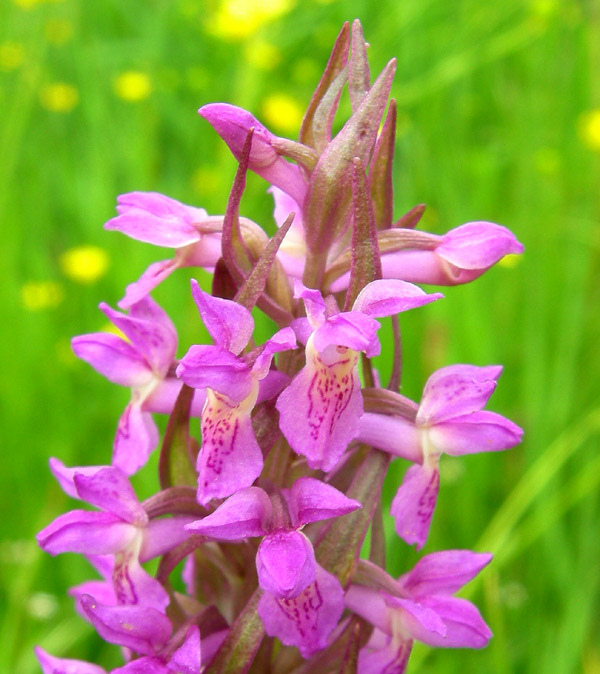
[0,42,25,71]
[207,0,295,41]
[39,83,79,113]
[578,109,600,152]
[113,71,152,102]
[261,93,303,134]
[59,245,110,284]
[21,281,64,310]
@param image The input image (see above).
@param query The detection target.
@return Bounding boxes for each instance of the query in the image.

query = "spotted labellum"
[37,19,523,674]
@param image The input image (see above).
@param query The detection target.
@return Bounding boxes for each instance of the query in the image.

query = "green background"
[1,0,599,672]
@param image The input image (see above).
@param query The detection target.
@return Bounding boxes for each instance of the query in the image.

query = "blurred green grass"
[1,0,599,672]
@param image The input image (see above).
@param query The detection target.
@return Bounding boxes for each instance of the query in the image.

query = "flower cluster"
[36,20,523,674]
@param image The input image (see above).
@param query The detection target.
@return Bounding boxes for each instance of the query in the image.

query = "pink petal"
[384,595,447,638]
[79,595,172,655]
[256,531,316,598]
[49,459,108,500]
[186,487,271,540]
[169,625,202,674]
[287,476,361,526]
[417,364,503,426]
[390,464,440,550]
[71,333,152,388]
[190,280,253,355]
[352,279,443,318]
[276,349,363,472]
[35,647,107,674]
[196,399,263,505]
[428,411,523,456]
[176,345,254,404]
[106,191,207,247]
[357,413,422,463]
[72,466,145,524]
[199,103,307,205]
[112,658,168,674]
[437,222,524,270]
[410,595,492,649]
[144,378,206,417]
[358,630,413,674]
[252,327,297,378]
[345,584,393,635]
[100,299,176,377]
[293,282,327,327]
[141,516,197,561]
[258,565,344,658]
[398,550,493,597]
[37,511,138,556]
[119,259,179,310]
[113,403,160,475]
[312,312,380,354]
[112,547,170,611]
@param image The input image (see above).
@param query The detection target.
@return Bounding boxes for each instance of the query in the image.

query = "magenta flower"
[176,280,296,505]
[37,464,193,612]
[104,192,223,308]
[35,621,202,673]
[72,296,202,475]
[276,280,443,471]
[199,103,308,207]
[330,222,524,291]
[187,477,360,656]
[346,550,493,673]
[358,365,523,548]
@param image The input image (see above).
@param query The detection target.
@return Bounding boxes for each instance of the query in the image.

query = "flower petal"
[437,222,524,270]
[72,466,145,523]
[390,463,440,550]
[49,458,108,500]
[169,625,202,674]
[352,279,443,318]
[35,646,107,674]
[113,403,160,475]
[119,259,179,310]
[258,565,344,658]
[398,550,493,597]
[106,191,207,247]
[140,516,197,561]
[199,103,307,205]
[312,312,380,354]
[190,280,253,355]
[411,595,492,649]
[100,298,176,377]
[287,476,362,526]
[256,531,316,598]
[417,364,503,426]
[186,487,271,540]
[79,594,172,655]
[176,345,254,404]
[358,630,413,674]
[37,511,137,556]
[276,344,362,472]
[428,411,523,456]
[71,333,152,388]
[357,413,422,463]
[196,393,263,505]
